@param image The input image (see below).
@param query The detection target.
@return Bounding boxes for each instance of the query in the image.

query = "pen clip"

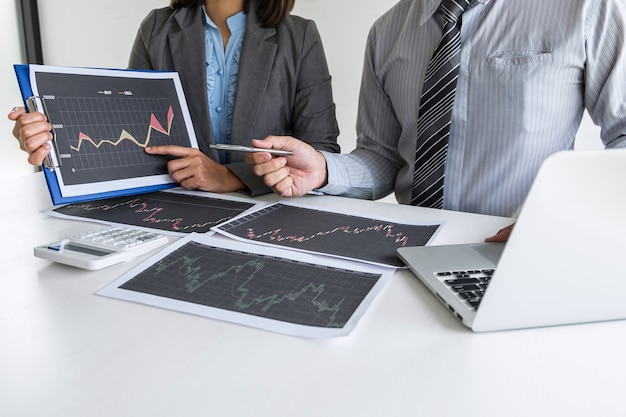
[26,96,61,170]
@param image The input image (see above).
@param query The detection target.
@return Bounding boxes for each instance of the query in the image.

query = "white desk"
[2,173,625,417]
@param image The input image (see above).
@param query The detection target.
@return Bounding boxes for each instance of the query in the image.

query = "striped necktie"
[411,0,471,208]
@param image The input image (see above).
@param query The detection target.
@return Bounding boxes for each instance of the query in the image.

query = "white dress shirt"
[320,0,626,217]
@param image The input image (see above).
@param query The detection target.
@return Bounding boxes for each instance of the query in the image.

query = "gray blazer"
[128,2,339,195]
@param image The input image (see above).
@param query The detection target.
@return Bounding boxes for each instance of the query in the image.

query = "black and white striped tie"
[411,0,471,208]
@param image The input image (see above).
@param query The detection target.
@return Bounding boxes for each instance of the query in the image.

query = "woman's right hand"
[8,107,53,166]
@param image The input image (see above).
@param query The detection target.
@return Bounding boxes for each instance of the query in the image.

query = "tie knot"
[440,0,471,23]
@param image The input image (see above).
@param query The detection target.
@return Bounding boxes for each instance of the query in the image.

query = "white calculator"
[34,226,169,270]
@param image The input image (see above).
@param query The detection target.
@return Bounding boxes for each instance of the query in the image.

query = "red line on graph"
[70,105,174,152]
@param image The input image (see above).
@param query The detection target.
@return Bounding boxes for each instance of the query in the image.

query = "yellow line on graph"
[70,105,173,152]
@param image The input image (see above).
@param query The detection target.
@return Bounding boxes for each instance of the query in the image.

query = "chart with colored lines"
[97,236,394,337]
[70,103,174,153]
[214,202,441,267]
[48,190,259,235]
[28,66,198,200]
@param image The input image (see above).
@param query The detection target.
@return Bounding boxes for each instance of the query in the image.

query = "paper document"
[97,234,394,338]
[20,64,199,204]
[44,189,263,236]
[212,201,442,268]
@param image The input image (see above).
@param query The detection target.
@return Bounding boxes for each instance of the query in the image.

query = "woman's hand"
[145,145,245,192]
[8,107,53,166]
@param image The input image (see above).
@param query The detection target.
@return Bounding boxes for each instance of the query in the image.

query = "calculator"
[34,226,169,270]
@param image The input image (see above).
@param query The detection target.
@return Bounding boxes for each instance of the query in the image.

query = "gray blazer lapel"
[231,17,277,144]
[169,7,216,155]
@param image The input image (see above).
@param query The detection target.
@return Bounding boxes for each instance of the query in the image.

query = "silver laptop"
[397,149,626,331]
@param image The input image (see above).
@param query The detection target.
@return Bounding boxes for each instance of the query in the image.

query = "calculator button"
[70,227,168,251]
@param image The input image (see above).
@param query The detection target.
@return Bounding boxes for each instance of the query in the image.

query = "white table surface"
[2,172,625,417]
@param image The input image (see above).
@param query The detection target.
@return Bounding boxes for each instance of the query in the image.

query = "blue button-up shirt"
[203,7,246,163]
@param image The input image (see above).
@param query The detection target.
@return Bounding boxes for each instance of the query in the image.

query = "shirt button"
[215,107,222,113]
[217,69,224,76]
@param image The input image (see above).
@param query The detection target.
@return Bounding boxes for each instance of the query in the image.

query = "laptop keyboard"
[436,269,495,311]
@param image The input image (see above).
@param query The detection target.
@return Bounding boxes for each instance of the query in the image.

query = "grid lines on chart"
[54,192,255,233]
[119,241,382,328]
[55,96,183,171]
[217,203,440,267]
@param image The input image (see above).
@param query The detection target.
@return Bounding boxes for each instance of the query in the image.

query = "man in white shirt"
[247,0,626,240]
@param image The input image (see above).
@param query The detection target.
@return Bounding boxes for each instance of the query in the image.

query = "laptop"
[397,149,626,332]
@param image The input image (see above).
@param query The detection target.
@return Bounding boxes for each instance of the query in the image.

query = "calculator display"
[64,243,114,257]
[35,226,169,270]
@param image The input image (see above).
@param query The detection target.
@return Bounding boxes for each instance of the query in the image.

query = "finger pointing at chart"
[145,145,245,193]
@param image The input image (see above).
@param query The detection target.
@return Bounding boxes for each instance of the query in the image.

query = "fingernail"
[10,107,19,113]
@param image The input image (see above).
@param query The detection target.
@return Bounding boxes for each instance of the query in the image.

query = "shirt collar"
[202,5,247,32]
[419,0,492,25]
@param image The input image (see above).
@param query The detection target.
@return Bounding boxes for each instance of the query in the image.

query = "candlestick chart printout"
[50,191,256,234]
[30,67,197,187]
[98,236,391,337]
[215,203,441,267]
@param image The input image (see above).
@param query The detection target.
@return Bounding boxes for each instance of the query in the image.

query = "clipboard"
[14,64,199,206]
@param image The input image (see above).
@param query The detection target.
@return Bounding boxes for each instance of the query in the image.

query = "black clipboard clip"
[26,96,61,170]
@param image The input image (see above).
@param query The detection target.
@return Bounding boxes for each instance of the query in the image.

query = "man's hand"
[484,223,515,243]
[245,136,328,197]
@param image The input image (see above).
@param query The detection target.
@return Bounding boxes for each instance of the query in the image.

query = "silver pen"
[209,144,294,155]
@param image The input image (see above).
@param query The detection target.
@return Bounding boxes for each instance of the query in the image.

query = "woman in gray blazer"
[10,0,339,196]
[139,0,340,196]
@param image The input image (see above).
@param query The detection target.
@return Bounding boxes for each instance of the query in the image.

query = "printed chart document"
[44,189,265,236]
[97,234,394,338]
[212,201,442,268]
[15,64,199,205]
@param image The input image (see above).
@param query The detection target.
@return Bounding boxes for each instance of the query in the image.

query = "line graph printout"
[213,202,442,267]
[45,190,261,236]
[29,65,198,198]
[97,235,393,338]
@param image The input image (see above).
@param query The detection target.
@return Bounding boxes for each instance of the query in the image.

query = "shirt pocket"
[486,50,553,66]
[471,48,576,143]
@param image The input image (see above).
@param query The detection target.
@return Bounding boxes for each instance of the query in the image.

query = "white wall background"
[1,0,33,177]
[1,0,602,182]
